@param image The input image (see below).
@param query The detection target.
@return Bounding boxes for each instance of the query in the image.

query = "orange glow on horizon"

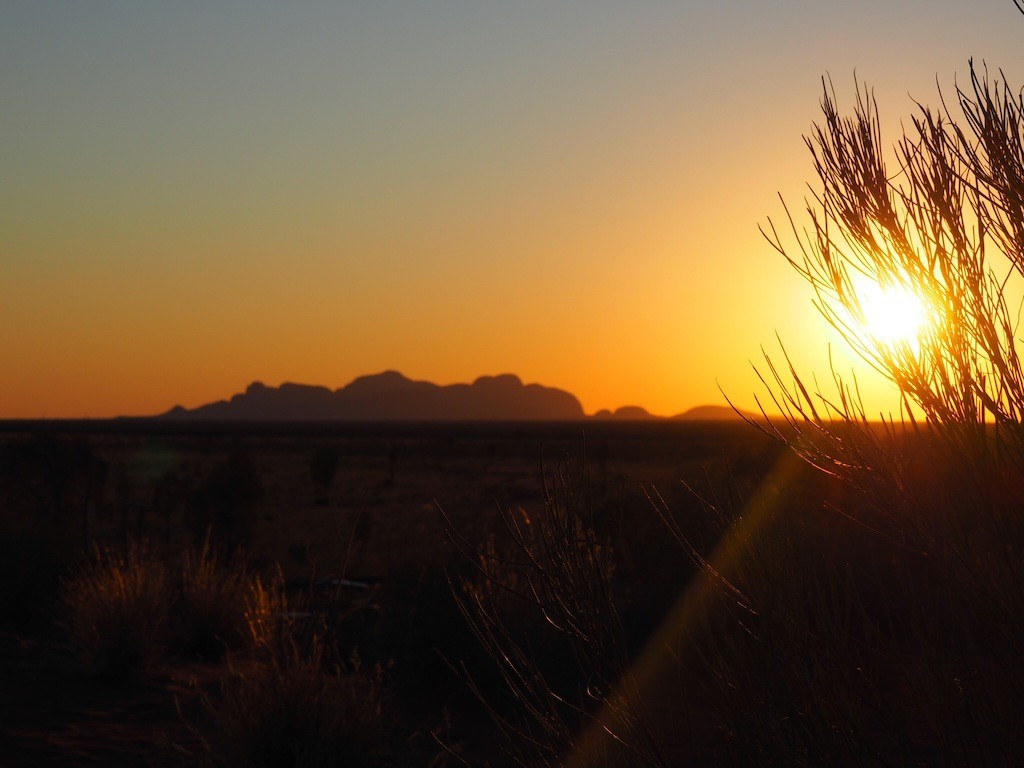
[5,4,1017,420]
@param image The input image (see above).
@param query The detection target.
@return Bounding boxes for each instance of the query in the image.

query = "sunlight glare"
[855,280,930,346]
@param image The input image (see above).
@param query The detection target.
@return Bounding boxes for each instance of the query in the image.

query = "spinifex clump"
[60,541,170,677]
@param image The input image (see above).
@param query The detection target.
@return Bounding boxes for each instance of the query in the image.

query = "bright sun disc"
[857,281,929,345]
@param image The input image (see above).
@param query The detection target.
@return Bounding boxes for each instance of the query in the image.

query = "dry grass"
[174,538,258,660]
[242,568,292,659]
[448,26,1024,765]
[60,536,293,675]
[60,541,170,677]
[196,635,388,768]
[448,464,665,768]
[60,537,392,764]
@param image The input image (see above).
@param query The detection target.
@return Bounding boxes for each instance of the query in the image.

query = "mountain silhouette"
[672,404,751,421]
[160,371,586,421]
[592,405,658,420]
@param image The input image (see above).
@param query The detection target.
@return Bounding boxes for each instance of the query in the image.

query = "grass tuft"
[60,541,170,677]
[175,538,255,660]
[198,635,388,768]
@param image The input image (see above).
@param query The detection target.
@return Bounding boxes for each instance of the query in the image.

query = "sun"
[855,280,931,346]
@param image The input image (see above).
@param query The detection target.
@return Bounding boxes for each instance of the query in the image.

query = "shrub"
[174,539,255,660]
[60,535,291,673]
[198,635,388,768]
[243,568,291,658]
[452,8,1024,764]
[449,463,663,768]
[722,5,1024,763]
[60,541,170,677]
[189,450,262,549]
[309,445,340,506]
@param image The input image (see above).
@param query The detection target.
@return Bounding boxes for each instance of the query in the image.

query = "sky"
[3,1,1023,418]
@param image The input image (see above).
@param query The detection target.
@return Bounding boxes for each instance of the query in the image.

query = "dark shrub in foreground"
[198,636,388,768]
[60,541,170,677]
[60,538,285,674]
[174,539,259,660]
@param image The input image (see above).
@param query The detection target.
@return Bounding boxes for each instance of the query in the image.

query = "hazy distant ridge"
[161,371,585,421]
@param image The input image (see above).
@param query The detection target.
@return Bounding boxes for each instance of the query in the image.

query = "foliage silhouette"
[755,16,1024,611]
[451,5,1024,765]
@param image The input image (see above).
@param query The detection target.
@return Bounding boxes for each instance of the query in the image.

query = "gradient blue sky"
[3,1,1022,417]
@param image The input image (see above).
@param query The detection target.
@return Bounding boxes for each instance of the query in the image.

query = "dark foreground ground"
[0,419,781,767]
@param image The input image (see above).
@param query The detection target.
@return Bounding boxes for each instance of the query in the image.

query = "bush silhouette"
[189,450,262,549]
[453,6,1024,765]
[60,542,170,677]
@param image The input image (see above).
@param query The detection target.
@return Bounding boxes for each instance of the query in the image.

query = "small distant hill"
[672,404,752,421]
[160,371,586,421]
[592,406,659,420]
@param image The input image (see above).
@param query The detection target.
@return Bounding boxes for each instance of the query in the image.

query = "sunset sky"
[4,2,1022,418]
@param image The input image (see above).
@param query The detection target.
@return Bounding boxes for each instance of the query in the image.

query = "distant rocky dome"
[593,405,658,420]
[160,371,586,421]
[591,404,749,420]
[672,404,751,421]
